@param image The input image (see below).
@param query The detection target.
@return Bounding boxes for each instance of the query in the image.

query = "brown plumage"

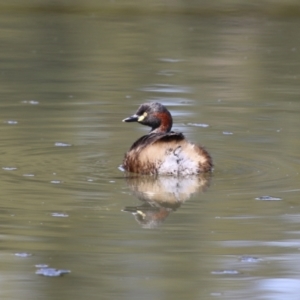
[122,102,213,176]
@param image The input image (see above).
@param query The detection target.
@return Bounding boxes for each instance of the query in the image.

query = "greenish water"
[1,3,300,300]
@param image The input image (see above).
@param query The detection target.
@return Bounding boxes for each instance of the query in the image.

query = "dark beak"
[122,114,139,122]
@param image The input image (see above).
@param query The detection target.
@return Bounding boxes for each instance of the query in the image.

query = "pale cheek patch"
[138,112,147,122]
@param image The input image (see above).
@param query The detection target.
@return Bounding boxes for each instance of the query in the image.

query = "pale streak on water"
[1,6,300,300]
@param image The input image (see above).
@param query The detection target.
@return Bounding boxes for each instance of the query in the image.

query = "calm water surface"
[1,7,300,300]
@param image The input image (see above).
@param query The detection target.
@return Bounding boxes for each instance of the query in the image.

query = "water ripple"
[140,84,192,94]
[35,267,71,277]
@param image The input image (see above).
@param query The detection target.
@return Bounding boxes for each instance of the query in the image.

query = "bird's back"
[123,132,212,175]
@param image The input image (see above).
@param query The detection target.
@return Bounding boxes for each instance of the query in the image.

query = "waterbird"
[122,102,212,176]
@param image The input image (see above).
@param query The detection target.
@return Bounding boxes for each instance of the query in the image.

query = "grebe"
[122,102,212,176]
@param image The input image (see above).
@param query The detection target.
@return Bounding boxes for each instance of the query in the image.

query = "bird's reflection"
[123,174,211,228]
